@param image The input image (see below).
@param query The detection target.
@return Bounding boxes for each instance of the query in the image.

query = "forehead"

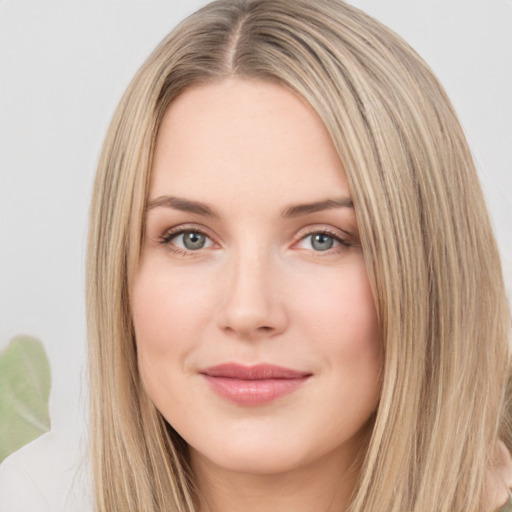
[150,78,350,209]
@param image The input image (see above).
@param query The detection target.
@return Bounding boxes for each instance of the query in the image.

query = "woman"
[86,0,512,511]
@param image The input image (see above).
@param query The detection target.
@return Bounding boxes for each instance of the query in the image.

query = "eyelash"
[158,225,352,257]
[159,224,215,257]
[296,228,352,254]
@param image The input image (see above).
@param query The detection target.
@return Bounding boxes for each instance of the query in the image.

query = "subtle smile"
[199,363,313,406]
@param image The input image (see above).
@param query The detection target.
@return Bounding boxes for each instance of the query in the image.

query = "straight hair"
[87,1,512,510]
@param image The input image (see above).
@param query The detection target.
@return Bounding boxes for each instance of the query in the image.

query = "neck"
[190,446,362,512]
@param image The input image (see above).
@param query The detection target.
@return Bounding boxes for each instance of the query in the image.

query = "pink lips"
[200,363,312,406]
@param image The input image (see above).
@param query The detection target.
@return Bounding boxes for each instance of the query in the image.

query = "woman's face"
[131,78,382,476]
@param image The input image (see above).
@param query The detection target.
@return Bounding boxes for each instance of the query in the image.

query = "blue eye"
[166,230,213,251]
[299,232,341,252]
[310,233,336,251]
[182,232,207,250]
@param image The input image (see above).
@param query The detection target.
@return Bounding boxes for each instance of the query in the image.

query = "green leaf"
[0,336,51,462]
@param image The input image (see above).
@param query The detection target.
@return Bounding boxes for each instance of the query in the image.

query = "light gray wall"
[1,0,511,442]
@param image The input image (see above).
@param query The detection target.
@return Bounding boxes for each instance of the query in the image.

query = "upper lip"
[200,363,312,380]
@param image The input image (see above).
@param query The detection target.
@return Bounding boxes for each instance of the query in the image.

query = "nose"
[216,248,288,340]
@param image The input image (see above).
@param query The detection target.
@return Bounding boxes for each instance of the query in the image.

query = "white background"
[1,0,511,445]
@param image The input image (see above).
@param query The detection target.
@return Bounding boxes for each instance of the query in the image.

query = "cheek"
[130,260,213,406]
[294,258,382,406]
[296,258,380,352]
[131,261,211,352]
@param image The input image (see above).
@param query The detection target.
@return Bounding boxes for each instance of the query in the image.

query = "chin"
[187,421,356,477]
[191,442,311,475]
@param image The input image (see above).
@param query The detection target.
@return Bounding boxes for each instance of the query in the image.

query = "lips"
[200,363,312,406]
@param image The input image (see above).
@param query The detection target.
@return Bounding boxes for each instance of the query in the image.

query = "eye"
[302,233,338,251]
[162,229,214,252]
[296,230,349,252]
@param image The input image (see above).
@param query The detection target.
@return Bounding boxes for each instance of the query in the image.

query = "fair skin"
[131,77,380,512]
[129,77,512,512]
[488,440,512,510]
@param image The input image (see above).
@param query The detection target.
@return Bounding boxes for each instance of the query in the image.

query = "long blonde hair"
[87,1,511,510]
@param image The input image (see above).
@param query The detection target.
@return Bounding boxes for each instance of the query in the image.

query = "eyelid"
[156,222,356,256]
[159,223,220,253]
[292,225,354,251]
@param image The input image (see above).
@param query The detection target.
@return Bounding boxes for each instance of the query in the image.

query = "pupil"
[184,232,205,250]
[312,233,333,251]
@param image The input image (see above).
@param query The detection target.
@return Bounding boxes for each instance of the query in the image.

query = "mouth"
[199,363,312,406]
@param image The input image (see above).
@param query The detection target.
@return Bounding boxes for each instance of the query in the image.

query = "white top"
[0,432,93,512]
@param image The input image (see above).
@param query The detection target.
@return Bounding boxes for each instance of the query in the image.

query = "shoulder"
[488,440,512,512]
[0,432,93,512]
[0,449,49,512]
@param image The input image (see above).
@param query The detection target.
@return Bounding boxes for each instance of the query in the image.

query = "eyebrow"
[146,196,219,217]
[281,197,353,217]
[145,195,353,218]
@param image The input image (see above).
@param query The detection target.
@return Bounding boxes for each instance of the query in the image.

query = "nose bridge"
[217,239,287,338]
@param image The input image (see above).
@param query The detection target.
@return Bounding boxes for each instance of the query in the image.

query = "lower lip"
[202,375,309,406]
